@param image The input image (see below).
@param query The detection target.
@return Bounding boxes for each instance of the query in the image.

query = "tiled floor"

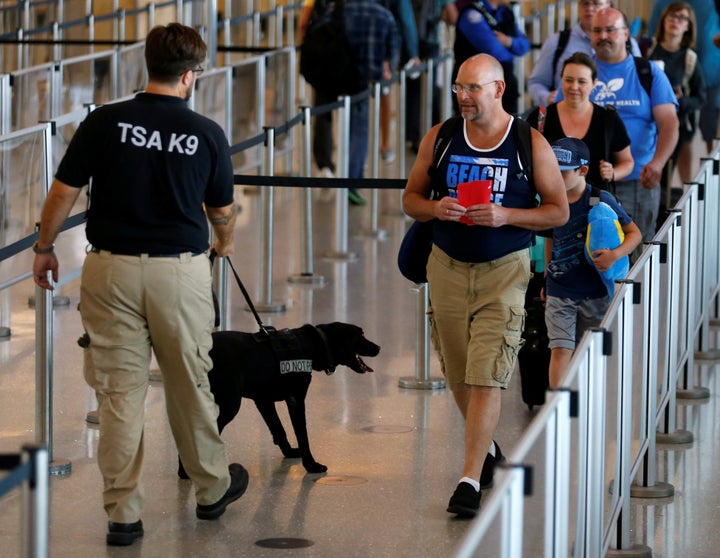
[1,142,720,557]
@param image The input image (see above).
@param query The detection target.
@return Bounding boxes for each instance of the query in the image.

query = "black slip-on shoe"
[106,519,143,546]
[446,481,481,518]
[196,463,249,520]
[479,441,506,490]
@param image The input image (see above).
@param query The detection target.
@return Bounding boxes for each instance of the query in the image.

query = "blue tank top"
[432,118,536,263]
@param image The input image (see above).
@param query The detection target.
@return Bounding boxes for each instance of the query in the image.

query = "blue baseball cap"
[551,137,591,170]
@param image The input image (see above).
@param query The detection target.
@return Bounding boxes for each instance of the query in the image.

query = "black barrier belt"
[0,211,86,264]
[0,40,279,53]
[218,45,282,53]
[0,459,30,499]
[234,175,407,190]
[0,38,139,45]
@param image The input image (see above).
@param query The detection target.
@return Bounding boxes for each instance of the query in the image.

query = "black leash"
[210,252,272,336]
[212,253,337,373]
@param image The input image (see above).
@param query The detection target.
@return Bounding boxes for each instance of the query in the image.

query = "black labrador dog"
[178,322,380,477]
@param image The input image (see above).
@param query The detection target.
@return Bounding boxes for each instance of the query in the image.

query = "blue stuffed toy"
[585,201,628,296]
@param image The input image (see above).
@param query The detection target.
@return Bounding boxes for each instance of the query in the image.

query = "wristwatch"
[32,241,55,254]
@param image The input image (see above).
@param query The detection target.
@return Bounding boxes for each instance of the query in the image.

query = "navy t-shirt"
[56,93,234,255]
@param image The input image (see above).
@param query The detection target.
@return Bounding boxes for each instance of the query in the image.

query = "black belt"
[89,247,204,258]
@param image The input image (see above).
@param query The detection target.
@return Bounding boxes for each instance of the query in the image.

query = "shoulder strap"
[551,29,571,84]
[684,48,697,90]
[432,116,463,168]
[512,117,534,191]
[633,56,653,99]
[428,116,463,199]
[603,104,616,162]
[589,184,602,207]
[537,105,547,134]
[474,2,498,29]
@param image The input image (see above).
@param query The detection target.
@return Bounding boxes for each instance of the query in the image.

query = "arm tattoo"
[209,207,235,226]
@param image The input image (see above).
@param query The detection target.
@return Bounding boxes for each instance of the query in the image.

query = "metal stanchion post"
[22,444,49,558]
[324,95,357,260]
[360,82,387,239]
[34,277,71,476]
[399,283,445,390]
[255,127,286,312]
[289,106,325,285]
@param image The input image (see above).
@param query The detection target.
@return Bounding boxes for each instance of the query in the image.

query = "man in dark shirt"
[32,23,247,546]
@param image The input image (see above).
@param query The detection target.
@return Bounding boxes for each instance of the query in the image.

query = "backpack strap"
[512,117,534,192]
[589,184,602,207]
[427,116,463,199]
[633,56,653,99]
[551,29,571,86]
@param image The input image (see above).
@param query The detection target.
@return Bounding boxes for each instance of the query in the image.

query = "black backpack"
[300,0,364,97]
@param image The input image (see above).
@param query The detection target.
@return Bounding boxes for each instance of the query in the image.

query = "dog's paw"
[281,447,302,459]
[304,461,328,473]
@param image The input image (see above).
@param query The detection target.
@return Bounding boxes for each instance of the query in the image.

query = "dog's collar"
[312,325,336,375]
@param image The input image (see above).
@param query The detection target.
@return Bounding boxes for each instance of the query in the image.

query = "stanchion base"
[49,458,72,476]
[86,410,99,424]
[53,295,70,306]
[322,251,358,261]
[677,387,710,400]
[398,376,445,390]
[251,302,287,313]
[656,429,694,444]
[606,544,653,558]
[357,228,388,240]
[630,481,674,499]
[0,326,10,338]
[149,370,163,382]
[27,295,71,308]
[288,274,326,286]
[694,349,720,361]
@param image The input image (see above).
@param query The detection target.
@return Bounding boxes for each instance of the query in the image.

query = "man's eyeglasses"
[451,80,497,94]
[666,13,690,22]
[591,26,627,35]
[178,66,205,76]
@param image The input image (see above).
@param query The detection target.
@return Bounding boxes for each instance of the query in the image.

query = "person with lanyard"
[452,0,530,115]
[32,23,247,546]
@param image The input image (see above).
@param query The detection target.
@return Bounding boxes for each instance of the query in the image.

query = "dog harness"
[252,328,312,374]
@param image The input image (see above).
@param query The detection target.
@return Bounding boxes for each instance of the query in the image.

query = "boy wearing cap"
[541,137,641,387]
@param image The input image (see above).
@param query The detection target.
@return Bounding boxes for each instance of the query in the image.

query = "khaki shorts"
[427,245,530,391]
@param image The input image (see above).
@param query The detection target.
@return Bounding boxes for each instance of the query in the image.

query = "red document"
[457,180,492,225]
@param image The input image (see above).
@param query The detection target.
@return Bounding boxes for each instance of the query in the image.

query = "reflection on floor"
[1,151,720,557]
